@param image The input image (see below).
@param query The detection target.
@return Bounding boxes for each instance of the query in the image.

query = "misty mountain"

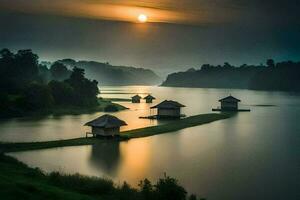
[161,61,300,92]
[58,59,161,86]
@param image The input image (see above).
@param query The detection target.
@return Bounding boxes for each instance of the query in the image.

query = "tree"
[50,62,70,81]
[38,64,51,83]
[48,81,74,105]
[118,182,138,200]
[154,175,187,200]
[0,49,15,92]
[20,82,54,110]
[15,49,39,83]
[0,48,40,93]
[223,62,233,69]
[201,64,212,70]
[65,67,99,106]
[267,59,275,68]
[138,179,153,200]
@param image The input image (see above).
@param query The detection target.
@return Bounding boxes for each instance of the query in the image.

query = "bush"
[48,172,115,195]
[104,104,119,112]
[139,178,154,200]
[154,175,187,200]
[48,81,75,105]
[19,82,54,110]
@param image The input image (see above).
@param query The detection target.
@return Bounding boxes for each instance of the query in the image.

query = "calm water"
[3,86,300,200]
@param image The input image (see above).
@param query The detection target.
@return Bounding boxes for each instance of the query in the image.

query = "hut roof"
[151,100,185,109]
[85,114,127,128]
[131,95,142,99]
[219,95,241,102]
[144,94,156,100]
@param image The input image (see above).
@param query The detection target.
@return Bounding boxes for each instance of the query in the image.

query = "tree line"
[162,59,300,91]
[0,48,99,118]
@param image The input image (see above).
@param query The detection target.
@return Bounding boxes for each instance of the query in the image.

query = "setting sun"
[137,14,148,23]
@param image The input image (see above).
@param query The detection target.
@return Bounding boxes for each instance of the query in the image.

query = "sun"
[138,14,148,23]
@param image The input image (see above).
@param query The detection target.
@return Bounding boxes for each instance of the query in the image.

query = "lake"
[2,86,300,200]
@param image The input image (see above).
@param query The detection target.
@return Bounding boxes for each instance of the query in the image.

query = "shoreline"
[0,98,128,120]
[0,113,231,153]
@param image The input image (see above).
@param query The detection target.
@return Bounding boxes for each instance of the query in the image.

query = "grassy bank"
[0,138,101,153]
[121,113,231,139]
[0,114,227,199]
[103,98,131,102]
[0,154,202,200]
[0,113,230,153]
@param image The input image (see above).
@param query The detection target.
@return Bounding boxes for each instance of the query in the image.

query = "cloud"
[3,0,288,25]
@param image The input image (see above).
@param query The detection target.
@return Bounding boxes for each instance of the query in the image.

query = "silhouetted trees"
[137,176,200,200]
[0,48,40,93]
[267,59,275,68]
[19,82,54,111]
[50,62,71,81]
[0,48,100,118]
[162,60,300,91]
[48,81,74,105]
[65,67,99,106]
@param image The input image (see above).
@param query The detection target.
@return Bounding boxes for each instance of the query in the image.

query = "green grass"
[0,154,105,200]
[0,113,231,153]
[121,113,231,139]
[0,113,226,199]
[0,154,204,200]
[0,138,102,153]
[103,98,131,102]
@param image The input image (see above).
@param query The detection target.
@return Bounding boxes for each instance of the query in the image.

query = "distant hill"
[58,59,161,86]
[161,60,300,92]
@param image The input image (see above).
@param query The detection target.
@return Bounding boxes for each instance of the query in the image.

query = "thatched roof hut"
[85,114,127,137]
[151,100,185,118]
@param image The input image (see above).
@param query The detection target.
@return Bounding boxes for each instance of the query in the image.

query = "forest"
[162,59,300,92]
[0,48,100,118]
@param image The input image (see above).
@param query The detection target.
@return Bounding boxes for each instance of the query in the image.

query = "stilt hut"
[151,100,185,118]
[218,95,241,111]
[144,94,156,103]
[131,95,142,103]
[85,114,127,137]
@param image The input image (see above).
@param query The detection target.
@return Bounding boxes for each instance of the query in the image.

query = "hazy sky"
[0,0,299,75]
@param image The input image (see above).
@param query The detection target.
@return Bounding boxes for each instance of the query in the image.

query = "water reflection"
[3,86,300,200]
[89,141,121,176]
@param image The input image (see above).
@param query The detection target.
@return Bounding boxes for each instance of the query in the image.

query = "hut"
[218,95,241,111]
[85,114,127,137]
[144,94,156,103]
[151,100,185,118]
[131,95,142,103]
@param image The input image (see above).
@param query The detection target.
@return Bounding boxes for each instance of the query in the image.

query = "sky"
[0,0,299,76]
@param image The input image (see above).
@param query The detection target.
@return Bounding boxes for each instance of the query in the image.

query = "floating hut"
[85,114,127,137]
[150,100,185,118]
[144,94,156,103]
[212,95,250,112]
[131,95,142,103]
